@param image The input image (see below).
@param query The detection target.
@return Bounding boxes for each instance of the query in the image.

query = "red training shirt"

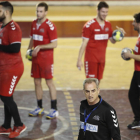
[30,19,57,64]
[82,18,113,63]
[0,20,22,72]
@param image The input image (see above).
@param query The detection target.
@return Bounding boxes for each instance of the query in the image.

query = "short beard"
[98,13,104,21]
[37,16,44,21]
[0,14,6,22]
[134,27,139,32]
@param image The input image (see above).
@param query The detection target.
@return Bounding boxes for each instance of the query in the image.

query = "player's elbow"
[53,41,57,48]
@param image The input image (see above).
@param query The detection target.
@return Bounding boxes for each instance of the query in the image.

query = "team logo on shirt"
[40,28,44,33]
[110,110,118,127]
[93,115,100,121]
[105,27,109,32]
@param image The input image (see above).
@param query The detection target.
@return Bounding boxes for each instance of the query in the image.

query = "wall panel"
[18,21,138,38]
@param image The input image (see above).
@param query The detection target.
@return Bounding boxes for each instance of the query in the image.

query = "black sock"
[37,99,43,108]
[51,100,57,110]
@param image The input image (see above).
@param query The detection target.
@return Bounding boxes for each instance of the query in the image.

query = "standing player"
[0,1,26,138]
[77,1,125,83]
[123,13,140,129]
[27,2,58,119]
[78,78,121,140]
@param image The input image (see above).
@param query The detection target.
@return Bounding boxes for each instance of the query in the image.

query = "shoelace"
[31,108,41,114]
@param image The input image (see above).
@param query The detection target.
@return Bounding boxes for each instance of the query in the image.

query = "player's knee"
[34,78,41,86]
[46,79,53,87]
[0,95,14,106]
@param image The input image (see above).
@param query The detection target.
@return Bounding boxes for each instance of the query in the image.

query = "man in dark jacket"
[78,78,121,140]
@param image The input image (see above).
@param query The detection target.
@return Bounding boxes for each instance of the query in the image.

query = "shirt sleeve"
[30,22,33,37]
[82,24,91,39]
[9,26,22,44]
[47,23,57,42]
[105,109,121,140]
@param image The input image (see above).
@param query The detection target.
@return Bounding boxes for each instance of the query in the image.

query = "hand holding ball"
[112,30,124,42]
[26,49,33,61]
[121,48,133,61]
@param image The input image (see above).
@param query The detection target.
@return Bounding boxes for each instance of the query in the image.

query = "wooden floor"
[17,37,136,90]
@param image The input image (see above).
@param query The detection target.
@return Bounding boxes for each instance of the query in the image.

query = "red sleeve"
[30,22,34,37]
[9,25,22,44]
[47,23,57,42]
[82,24,91,39]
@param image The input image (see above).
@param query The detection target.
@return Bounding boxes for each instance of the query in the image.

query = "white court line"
[0,106,69,140]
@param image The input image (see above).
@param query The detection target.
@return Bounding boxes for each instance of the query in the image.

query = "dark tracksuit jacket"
[78,96,121,140]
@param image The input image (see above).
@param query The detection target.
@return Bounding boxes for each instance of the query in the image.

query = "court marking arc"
[0,106,69,140]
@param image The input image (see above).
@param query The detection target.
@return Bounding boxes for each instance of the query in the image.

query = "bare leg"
[45,79,56,100]
[34,78,43,100]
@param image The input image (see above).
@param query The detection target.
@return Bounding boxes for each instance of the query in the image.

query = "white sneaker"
[46,109,59,119]
[29,107,44,116]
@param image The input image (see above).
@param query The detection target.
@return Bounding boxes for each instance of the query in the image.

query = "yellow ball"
[26,49,33,61]
[112,30,124,41]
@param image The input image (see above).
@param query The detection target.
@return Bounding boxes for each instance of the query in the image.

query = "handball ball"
[112,30,124,41]
[121,48,133,61]
[26,49,33,61]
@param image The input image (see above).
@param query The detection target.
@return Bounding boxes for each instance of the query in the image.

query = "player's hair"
[37,2,48,11]
[0,1,13,15]
[134,13,140,23]
[83,78,99,89]
[97,1,109,10]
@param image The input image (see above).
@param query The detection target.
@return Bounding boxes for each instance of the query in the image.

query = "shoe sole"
[20,126,27,135]
[0,132,11,135]
[29,113,44,117]
[132,126,140,130]
[46,116,57,120]
[46,114,59,120]
[9,126,27,138]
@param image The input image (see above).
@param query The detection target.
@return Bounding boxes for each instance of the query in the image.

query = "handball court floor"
[0,38,140,140]
[1,4,140,140]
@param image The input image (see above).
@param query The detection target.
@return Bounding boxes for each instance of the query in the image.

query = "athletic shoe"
[29,107,44,117]
[127,120,140,129]
[46,109,59,119]
[9,124,27,138]
[0,126,12,135]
